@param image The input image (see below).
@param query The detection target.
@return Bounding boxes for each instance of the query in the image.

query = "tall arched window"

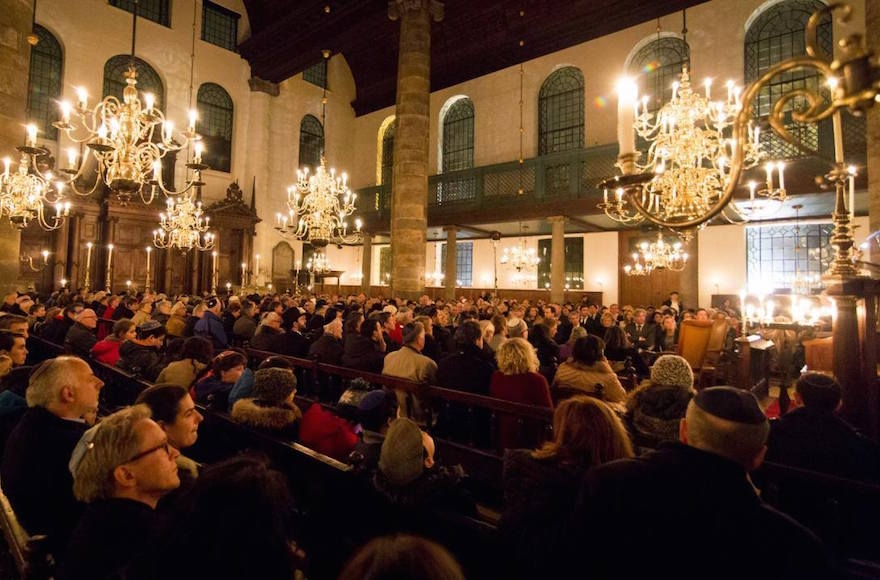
[197,83,233,172]
[745,0,833,159]
[538,67,584,155]
[27,25,63,141]
[627,36,690,111]
[298,115,324,169]
[381,119,396,186]
[441,98,474,173]
[103,55,164,110]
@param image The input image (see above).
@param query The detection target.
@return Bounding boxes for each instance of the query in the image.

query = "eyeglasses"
[124,441,172,464]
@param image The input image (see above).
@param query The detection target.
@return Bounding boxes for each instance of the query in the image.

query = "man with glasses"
[0,356,104,555]
[64,309,99,359]
[62,404,180,579]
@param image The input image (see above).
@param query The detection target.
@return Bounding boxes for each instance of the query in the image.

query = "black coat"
[0,407,87,555]
[269,329,308,358]
[249,326,282,351]
[59,498,165,580]
[64,322,97,359]
[39,316,74,345]
[766,407,880,482]
[341,335,385,374]
[436,345,496,444]
[576,443,830,579]
[116,341,164,382]
[308,334,344,365]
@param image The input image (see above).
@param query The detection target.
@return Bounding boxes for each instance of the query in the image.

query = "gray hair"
[685,401,769,469]
[26,356,89,408]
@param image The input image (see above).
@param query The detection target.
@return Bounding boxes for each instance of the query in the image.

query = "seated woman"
[156,336,214,390]
[230,367,301,439]
[603,325,649,378]
[136,383,204,487]
[552,335,626,403]
[91,318,135,365]
[193,350,246,411]
[657,314,678,352]
[558,325,586,362]
[502,396,633,578]
[625,354,695,451]
[490,338,553,450]
[528,321,560,383]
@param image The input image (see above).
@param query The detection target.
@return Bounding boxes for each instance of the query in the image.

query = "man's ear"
[679,418,688,444]
[59,384,76,404]
[113,465,137,489]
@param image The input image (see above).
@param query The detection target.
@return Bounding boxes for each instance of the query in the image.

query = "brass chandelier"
[275,51,362,248]
[499,225,540,272]
[53,0,205,203]
[306,251,332,275]
[623,231,689,276]
[1,130,70,231]
[153,193,215,252]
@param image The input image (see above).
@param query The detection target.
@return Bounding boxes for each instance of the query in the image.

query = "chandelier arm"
[805,3,850,60]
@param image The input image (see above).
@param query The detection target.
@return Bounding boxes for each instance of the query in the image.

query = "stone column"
[548,216,566,303]
[444,226,457,301]
[868,0,880,261]
[388,0,444,300]
[0,0,31,293]
[361,233,373,294]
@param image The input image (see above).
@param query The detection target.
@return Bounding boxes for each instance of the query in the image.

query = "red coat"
[91,339,123,366]
[298,403,358,462]
[489,371,553,451]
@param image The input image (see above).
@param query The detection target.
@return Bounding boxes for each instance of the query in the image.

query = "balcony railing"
[356,144,619,225]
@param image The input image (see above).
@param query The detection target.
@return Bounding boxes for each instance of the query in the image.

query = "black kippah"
[694,387,766,425]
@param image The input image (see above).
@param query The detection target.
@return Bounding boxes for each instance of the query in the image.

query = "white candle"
[765,163,774,191]
[145,246,151,273]
[144,93,154,113]
[3,157,10,178]
[75,87,87,110]
[616,78,638,158]
[749,181,756,201]
[832,111,844,164]
[255,254,260,277]
[59,101,72,124]
[106,244,114,282]
[188,110,197,133]
[241,262,247,284]
[25,124,37,148]
[777,162,785,190]
[85,242,92,273]
[704,78,712,100]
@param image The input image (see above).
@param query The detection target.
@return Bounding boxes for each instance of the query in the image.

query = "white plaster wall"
[584,231,619,305]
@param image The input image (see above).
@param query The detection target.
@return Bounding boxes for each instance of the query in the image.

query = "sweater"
[551,359,627,403]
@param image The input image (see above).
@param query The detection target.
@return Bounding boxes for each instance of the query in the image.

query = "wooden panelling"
[618,230,698,309]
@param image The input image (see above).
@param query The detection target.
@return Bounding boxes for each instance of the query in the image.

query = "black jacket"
[341,335,385,374]
[436,344,496,444]
[116,341,164,382]
[0,406,87,555]
[39,316,74,345]
[576,443,830,579]
[64,322,97,359]
[249,326,282,352]
[269,329,308,358]
[308,334,344,365]
[59,498,165,580]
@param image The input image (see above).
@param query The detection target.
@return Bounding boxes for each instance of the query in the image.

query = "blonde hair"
[534,396,633,466]
[685,401,769,468]
[26,356,88,408]
[495,338,539,375]
[73,405,152,503]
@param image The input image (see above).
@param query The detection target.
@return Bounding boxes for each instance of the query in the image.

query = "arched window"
[197,83,233,172]
[627,36,690,112]
[380,119,396,186]
[745,0,833,159]
[27,25,63,141]
[441,98,474,173]
[103,55,164,111]
[298,115,324,169]
[538,67,584,155]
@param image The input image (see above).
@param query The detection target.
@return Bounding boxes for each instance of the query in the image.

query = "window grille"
[202,0,239,52]
[442,98,474,172]
[440,242,474,287]
[381,120,396,186]
[746,223,833,290]
[628,37,690,112]
[27,25,63,141]
[303,61,327,89]
[103,55,164,111]
[108,0,170,27]
[538,67,584,155]
[197,83,233,172]
[537,238,584,290]
[298,115,324,170]
[379,247,392,284]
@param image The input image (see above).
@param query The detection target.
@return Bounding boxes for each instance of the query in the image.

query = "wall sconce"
[20,249,49,272]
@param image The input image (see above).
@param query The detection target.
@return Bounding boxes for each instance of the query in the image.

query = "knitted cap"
[694,387,766,425]
[252,368,297,405]
[379,418,424,486]
[650,355,694,389]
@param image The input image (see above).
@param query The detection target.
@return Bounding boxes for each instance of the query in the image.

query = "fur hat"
[379,418,424,486]
[252,368,297,405]
[650,355,694,389]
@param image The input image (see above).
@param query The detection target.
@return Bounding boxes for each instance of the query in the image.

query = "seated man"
[62,405,180,579]
[64,308,98,359]
[0,357,103,555]
[0,330,28,367]
[767,373,880,482]
[577,387,828,579]
[117,321,166,382]
[382,322,437,425]
[0,314,29,338]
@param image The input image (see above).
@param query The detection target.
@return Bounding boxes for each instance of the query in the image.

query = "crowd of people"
[0,286,876,578]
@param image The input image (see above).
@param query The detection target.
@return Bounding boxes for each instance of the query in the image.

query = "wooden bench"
[0,481,53,580]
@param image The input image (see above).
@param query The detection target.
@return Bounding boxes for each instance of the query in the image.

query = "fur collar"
[231,398,301,430]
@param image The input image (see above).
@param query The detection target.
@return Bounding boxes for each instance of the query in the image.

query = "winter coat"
[552,359,627,403]
[230,398,301,439]
[232,315,257,341]
[156,359,208,389]
[194,311,228,351]
[625,383,694,450]
[193,376,235,411]
[64,322,98,359]
[308,333,344,365]
[490,371,553,450]
[116,341,165,382]
[91,337,124,365]
[342,334,386,374]
[165,313,187,338]
[39,315,73,345]
[298,403,358,461]
[436,345,495,444]
[373,465,476,517]
[249,326,282,351]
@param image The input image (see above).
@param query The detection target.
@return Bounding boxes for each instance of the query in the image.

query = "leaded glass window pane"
[108,0,170,27]
[303,61,327,89]
[442,99,474,172]
[202,0,239,52]
[197,83,233,172]
[27,25,63,141]
[379,247,391,284]
[745,0,831,160]
[103,55,164,111]
[628,37,690,112]
[299,115,324,170]
[537,238,584,290]
[381,120,396,186]
[440,242,474,287]
[746,223,833,290]
[538,67,584,155]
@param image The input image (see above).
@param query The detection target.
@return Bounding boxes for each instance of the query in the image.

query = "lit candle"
[765,163,774,192]
[194,142,203,164]
[106,244,114,290]
[61,278,67,288]
[3,157,10,178]
[616,77,638,158]
[212,251,218,280]
[776,161,785,191]
[25,124,37,148]
[749,181,756,202]
[75,87,88,110]
[704,78,712,100]
[163,121,173,142]
[726,80,734,103]
[85,242,93,274]
[144,93,154,113]
[59,101,72,124]
[67,148,78,170]
[41,250,49,265]
[145,246,151,275]
[241,262,247,285]
[672,81,679,101]
[188,110,197,133]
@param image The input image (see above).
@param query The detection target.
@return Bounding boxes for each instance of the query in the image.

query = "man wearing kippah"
[382,322,437,426]
[576,386,829,579]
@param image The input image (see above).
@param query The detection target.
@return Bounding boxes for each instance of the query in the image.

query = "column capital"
[388,0,444,21]
[442,225,458,233]
[248,77,280,97]
[547,215,567,224]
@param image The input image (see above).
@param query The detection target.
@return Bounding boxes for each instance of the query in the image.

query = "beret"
[694,386,766,425]
[137,320,163,333]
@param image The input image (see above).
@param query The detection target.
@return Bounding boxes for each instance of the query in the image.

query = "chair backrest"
[803,336,833,372]
[703,318,730,364]
[676,320,714,370]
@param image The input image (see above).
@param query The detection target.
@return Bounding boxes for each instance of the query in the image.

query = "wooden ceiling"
[239,0,709,116]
